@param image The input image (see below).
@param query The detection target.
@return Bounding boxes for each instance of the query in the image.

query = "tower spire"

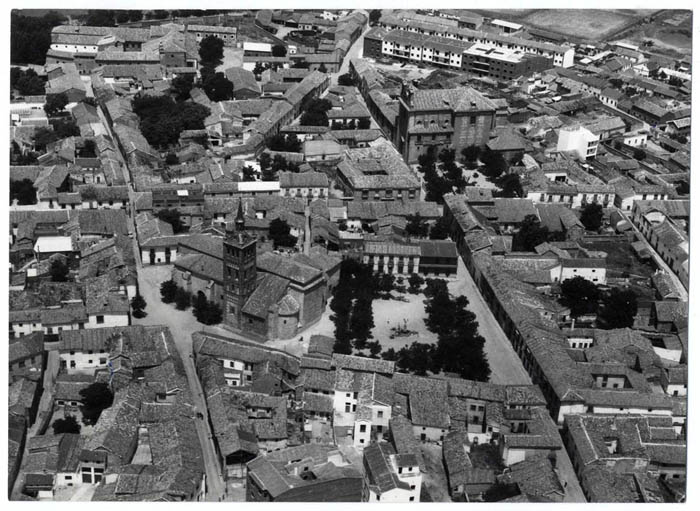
[235,200,245,232]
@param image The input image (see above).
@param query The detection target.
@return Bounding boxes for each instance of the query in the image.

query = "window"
[377,410,384,418]
[96,315,104,324]
[410,497,415,502]
[360,424,366,433]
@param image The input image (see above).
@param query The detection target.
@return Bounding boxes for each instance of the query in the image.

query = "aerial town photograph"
[7,5,691,504]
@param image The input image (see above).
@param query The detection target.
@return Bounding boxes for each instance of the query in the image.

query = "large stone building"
[394,83,498,163]
[177,203,340,341]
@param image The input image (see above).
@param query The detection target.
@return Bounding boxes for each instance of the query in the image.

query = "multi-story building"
[557,125,600,161]
[394,83,498,163]
[377,13,575,68]
[335,138,421,201]
[362,442,422,503]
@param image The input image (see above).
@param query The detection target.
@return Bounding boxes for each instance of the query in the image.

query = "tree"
[259,152,272,180]
[128,10,143,22]
[462,145,481,164]
[192,293,223,325]
[405,213,429,238]
[33,127,59,151]
[11,68,45,96]
[512,214,550,252]
[367,340,382,357]
[300,98,332,126]
[480,148,508,178]
[156,208,185,233]
[408,273,424,294]
[397,342,437,376]
[269,218,297,248]
[252,62,267,76]
[79,382,114,425]
[11,12,66,66]
[338,73,356,86]
[150,10,170,20]
[580,203,603,231]
[52,416,81,435]
[160,280,178,303]
[115,11,131,24]
[369,9,382,25]
[633,148,646,161]
[171,74,195,102]
[133,94,210,147]
[199,35,224,66]
[560,277,600,317]
[358,117,371,129]
[429,216,451,240]
[85,10,116,27]
[131,294,147,318]
[381,348,398,361]
[272,44,287,57]
[165,153,179,165]
[242,165,257,181]
[51,118,80,139]
[599,288,638,329]
[201,70,233,101]
[174,288,192,310]
[10,178,37,205]
[494,173,522,198]
[49,259,70,282]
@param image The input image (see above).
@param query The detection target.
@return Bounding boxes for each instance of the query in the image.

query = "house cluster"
[192,332,568,502]
[9,208,137,340]
[14,325,207,501]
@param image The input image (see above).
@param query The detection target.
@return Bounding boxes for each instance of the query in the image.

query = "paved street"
[448,258,532,385]
[133,265,242,501]
[330,15,371,85]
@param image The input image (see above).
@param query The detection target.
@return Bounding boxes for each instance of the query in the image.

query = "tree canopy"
[269,218,298,248]
[11,11,67,65]
[11,67,45,96]
[49,259,70,282]
[599,288,638,329]
[300,98,332,126]
[560,277,600,317]
[512,214,550,252]
[272,44,287,57]
[52,415,81,435]
[200,68,234,101]
[133,94,210,148]
[171,74,195,102]
[79,382,114,425]
[580,203,603,231]
[156,208,185,233]
[405,213,429,238]
[199,35,224,66]
[10,178,37,205]
[44,93,69,116]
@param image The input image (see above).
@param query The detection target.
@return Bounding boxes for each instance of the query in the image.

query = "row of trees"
[331,259,379,355]
[385,279,491,381]
[160,280,223,325]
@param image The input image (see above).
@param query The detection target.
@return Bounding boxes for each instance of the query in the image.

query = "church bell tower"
[223,201,258,329]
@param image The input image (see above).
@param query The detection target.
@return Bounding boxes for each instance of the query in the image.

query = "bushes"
[174,288,192,310]
[160,280,178,303]
[130,294,147,318]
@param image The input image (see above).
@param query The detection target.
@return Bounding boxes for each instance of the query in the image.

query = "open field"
[615,10,692,56]
[521,9,647,41]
